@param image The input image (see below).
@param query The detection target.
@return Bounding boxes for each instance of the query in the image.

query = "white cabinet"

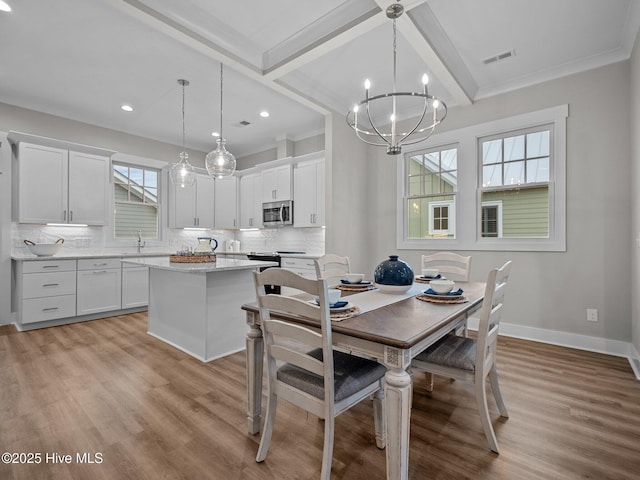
[262,164,292,202]
[122,261,149,308]
[240,173,263,228]
[294,159,325,227]
[15,142,110,225]
[76,258,122,315]
[16,259,77,324]
[169,173,215,228]
[280,256,318,296]
[214,176,238,229]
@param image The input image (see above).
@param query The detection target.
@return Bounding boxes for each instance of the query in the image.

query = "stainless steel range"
[247,251,306,294]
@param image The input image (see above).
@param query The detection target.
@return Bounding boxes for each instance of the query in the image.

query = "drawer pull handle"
[93,270,109,274]
[93,263,108,266]
[42,307,59,312]
[42,283,59,287]
[43,265,60,269]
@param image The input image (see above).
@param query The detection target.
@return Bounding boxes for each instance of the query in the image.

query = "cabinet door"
[68,151,109,225]
[195,174,215,228]
[240,174,261,228]
[17,143,68,223]
[314,161,326,226]
[262,165,291,202]
[293,162,316,227]
[122,266,149,308]
[169,173,197,228]
[214,176,237,229]
[76,268,122,315]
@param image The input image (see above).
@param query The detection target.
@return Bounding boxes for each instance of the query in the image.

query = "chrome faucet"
[137,230,145,253]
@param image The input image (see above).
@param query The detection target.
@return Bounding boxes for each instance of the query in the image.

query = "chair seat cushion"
[278,349,386,402]
[414,334,477,372]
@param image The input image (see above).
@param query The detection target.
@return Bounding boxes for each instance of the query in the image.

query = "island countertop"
[121,256,277,273]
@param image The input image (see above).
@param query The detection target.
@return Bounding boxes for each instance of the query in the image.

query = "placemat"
[330,306,361,321]
[336,284,376,292]
[415,293,468,304]
[414,277,433,284]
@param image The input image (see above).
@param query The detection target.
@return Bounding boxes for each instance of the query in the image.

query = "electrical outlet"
[587,308,598,322]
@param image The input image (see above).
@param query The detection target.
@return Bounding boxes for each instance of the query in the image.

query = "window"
[397,104,567,251]
[406,146,457,239]
[113,163,159,239]
[479,126,551,239]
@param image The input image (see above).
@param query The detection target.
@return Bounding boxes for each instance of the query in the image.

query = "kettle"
[195,237,218,253]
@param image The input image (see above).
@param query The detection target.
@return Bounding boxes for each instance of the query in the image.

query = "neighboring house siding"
[114,183,158,238]
[483,186,549,237]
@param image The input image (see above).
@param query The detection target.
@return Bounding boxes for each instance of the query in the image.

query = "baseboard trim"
[467,318,640,379]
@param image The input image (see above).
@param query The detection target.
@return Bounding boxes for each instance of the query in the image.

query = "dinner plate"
[340,280,372,285]
[309,300,354,312]
[423,288,464,298]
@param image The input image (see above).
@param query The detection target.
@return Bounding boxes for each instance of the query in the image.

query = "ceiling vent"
[234,120,251,128]
[482,49,515,65]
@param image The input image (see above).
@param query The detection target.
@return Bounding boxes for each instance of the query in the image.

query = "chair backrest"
[421,252,472,281]
[314,254,351,287]
[475,261,512,380]
[253,268,335,417]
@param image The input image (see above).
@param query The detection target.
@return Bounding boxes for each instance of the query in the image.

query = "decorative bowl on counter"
[374,255,414,294]
[24,238,64,257]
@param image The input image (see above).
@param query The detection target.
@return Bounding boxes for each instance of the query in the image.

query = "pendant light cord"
[219,63,224,141]
[181,80,186,154]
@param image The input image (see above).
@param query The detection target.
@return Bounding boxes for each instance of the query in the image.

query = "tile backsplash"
[12,223,325,256]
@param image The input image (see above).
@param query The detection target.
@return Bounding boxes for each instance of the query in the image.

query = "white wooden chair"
[411,260,512,453]
[421,251,472,281]
[253,268,386,479]
[314,254,351,287]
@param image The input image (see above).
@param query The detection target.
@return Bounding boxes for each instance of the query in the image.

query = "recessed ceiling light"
[0,1,11,13]
[121,104,134,112]
[211,131,220,137]
[259,111,270,118]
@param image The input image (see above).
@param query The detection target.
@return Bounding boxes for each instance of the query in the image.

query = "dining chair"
[314,253,351,287]
[421,251,472,281]
[253,268,386,480]
[411,260,512,453]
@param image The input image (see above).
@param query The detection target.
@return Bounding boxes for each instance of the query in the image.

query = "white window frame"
[428,200,455,236]
[481,201,503,238]
[397,104,567,252]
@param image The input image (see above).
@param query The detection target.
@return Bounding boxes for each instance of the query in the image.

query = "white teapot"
[194,237,218,253]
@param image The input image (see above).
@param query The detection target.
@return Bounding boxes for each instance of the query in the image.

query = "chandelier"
[169,79,197,188]
[346,0,447,155]
[206,63,237,178]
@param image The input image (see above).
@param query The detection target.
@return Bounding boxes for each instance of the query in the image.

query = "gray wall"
[631,32,640,355]
[329,61,633,343]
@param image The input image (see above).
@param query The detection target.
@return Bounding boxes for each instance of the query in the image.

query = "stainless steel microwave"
[262,200,293,227]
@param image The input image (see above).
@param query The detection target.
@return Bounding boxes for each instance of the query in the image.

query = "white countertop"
[121,256,277,273]
[12,250,174,261]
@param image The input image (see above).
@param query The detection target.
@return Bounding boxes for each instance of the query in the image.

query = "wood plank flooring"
[1,312,639,479]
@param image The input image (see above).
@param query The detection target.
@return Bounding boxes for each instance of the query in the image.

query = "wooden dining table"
[241,281,486,480]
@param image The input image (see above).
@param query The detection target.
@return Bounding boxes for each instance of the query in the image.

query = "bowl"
[429,279,455,294]
[421,268,439,278]
[344,273,364,283]
[24,238,64,257]
[317,289,342,306]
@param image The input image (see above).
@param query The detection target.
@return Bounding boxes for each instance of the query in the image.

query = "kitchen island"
[121,256,277,362]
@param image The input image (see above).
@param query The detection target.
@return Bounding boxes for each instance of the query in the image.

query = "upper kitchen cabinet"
[239,173,262,228]
[168,172,215,229]
[9,132,115,225]
[262,164,292,202]
[294,158,325,227]
[214,176,238,229]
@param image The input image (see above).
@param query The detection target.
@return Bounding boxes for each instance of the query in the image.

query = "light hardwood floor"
[1,312,639,479]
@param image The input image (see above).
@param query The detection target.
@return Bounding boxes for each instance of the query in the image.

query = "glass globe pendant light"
[169,79,196,188]
[206,64,236,178]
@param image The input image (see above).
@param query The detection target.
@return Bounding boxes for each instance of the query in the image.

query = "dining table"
[240,281,486,480]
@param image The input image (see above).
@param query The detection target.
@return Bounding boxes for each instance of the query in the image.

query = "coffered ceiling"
[0,0,638,158]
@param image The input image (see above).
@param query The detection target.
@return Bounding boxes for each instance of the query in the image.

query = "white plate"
[308,300,354,312]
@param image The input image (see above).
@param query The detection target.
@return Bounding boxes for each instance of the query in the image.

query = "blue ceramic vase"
[374,255,414,286]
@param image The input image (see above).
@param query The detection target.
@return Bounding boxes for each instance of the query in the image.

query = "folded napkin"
[419,274,442,280]
[425,288,464,296]
[340,280,372,285]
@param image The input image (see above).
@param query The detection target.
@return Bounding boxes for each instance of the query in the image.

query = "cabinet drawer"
[22,271,77,299]
[22,259,76,273]
[77,258,122,270]
[22,295,76,324]
[281,257,316,271]
[285,268,316,279]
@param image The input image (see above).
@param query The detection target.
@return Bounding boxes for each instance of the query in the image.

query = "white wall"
[631,31,640,357]
[331,61,633,346]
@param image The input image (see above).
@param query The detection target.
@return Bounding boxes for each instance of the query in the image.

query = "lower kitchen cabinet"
[280,256,318,296]
[122,264,149,308]
[76,258,122,315]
